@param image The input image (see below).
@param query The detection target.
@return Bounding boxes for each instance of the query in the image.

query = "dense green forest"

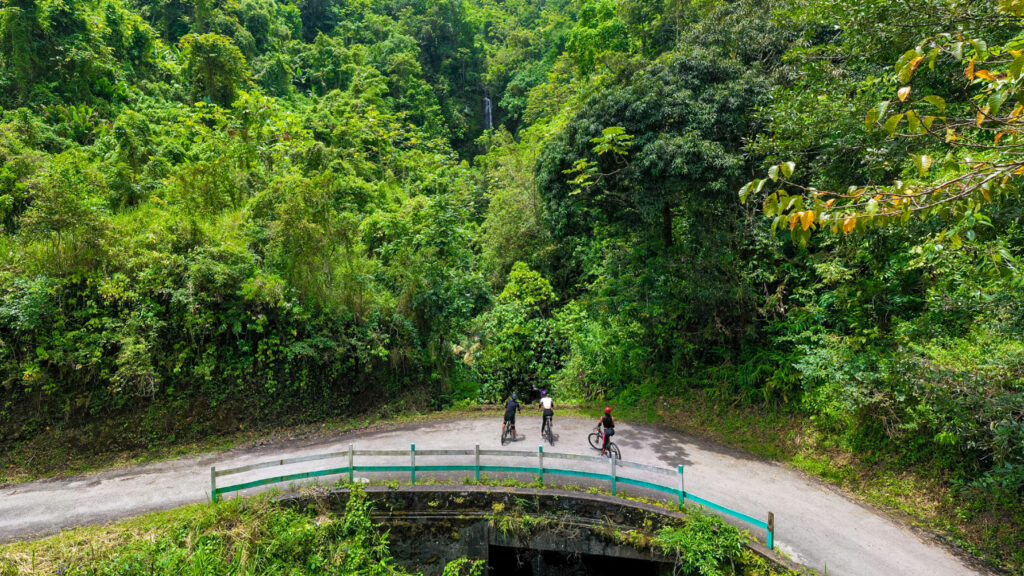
[0,0,1022,570]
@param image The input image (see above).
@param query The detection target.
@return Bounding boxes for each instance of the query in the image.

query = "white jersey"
[540,397,553,410]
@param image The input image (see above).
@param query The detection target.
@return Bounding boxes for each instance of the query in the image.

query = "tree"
[474,262,561,399]
[259,174,361,311]
[18,151,107,274]
[478,128,554,284]
[742,5,1024,249]
[298,0,340,42]
[179,33,249,106]
[0,0,43,103]
[364,189,489,366]
[565,0,630,75]
[497,261,556,310]
[542,46,768,249]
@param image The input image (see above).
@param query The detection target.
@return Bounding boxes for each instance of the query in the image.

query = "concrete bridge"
[278,485,797,575]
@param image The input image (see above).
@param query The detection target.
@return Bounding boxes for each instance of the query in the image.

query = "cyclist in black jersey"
[597,406,615,456]
[502,393,521,440]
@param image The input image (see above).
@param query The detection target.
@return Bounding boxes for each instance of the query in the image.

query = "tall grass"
[0,490,412,576]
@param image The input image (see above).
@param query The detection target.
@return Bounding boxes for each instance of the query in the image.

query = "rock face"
[278,485,792,575]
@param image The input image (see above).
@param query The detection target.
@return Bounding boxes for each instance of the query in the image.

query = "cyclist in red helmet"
[596,406,615,456]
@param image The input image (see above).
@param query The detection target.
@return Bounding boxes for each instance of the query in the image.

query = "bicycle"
[541,415,554,446]
[501,420,515,445]
[588,426,621,460]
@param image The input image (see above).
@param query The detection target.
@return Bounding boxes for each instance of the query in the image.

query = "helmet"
[512,393,517,400]
[541,390,547,396]
[604,406,611,414]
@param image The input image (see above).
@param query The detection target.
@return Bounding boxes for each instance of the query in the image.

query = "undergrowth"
[0,488,485,576]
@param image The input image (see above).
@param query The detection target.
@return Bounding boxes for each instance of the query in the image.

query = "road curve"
[0,416,989,576]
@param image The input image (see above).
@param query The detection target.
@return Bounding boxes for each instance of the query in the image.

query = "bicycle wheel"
[588,432,602,450]
[501,423,512,445]
[608,443,621,460]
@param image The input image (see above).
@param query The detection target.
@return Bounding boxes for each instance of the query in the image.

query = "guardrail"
[210,444,775,549]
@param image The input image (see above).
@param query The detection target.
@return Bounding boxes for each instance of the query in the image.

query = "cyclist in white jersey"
[539,390,554,435]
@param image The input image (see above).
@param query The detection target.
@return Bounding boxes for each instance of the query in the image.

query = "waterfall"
[483,96,493,130]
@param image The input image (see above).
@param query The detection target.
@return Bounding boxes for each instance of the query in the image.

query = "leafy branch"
[741,24,1024,247]
[563,126,634,195]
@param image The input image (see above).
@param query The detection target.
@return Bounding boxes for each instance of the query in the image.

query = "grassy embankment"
[0,490,439,575]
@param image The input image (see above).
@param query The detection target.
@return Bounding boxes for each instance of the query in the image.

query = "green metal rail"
[210,443,775,549]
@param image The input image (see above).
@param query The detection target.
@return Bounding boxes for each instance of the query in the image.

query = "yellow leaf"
[966,58,976,80]
[801,210,815,231]
[897,86,912,101]
[977,106,990,127]
[825,198,836,209]
[982,187,992,202]
[975,69,996,81]
[946,127,957,142]
[909,56,924,76]
[1010,104,1024,119]
[995,131,1007,145]
[789,212,801,230]
[843,217,856,234]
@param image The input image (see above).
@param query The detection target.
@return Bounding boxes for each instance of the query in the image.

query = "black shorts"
[504,414,516,425]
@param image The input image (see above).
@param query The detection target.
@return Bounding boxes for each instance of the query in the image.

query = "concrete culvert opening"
[487,545,672,576]
[276,487,798,576]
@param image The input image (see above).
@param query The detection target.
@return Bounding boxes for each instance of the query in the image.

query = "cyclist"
[539,390,554,436]
[596,406,615,456]
[502,393,521,441]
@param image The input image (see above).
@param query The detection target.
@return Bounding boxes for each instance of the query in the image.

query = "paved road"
[0,416,990,575]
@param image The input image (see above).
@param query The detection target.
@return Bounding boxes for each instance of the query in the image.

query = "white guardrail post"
[538,445,544,485]
[610,455,617,495]
[678,464,685,506]
[210,466,217,502]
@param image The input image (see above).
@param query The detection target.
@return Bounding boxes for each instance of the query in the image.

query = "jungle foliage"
[0,0,1021,570]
